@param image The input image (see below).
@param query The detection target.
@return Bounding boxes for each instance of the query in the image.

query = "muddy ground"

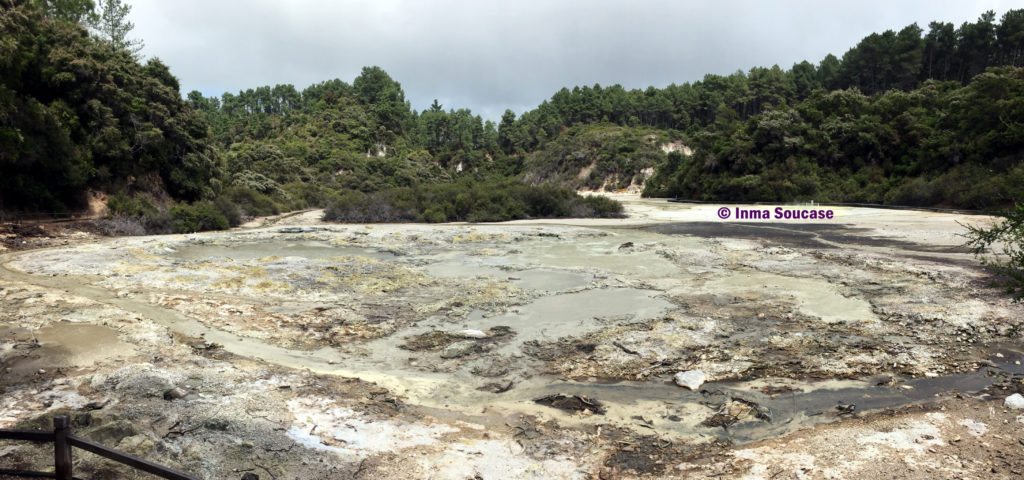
[1,198,1023,479]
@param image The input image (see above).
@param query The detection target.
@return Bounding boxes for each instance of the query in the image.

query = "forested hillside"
[195,9,1024,211]
[0,0,216,212]
[501,10,1024,208]
[3,2,1023,231]
[186,68,496,206]
[643,68,1024,207]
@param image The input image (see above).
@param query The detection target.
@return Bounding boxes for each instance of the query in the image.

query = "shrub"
[212,196,242,227]
[107,193,157,218]
[964,204,1024,300]
[323,179,624,224]
[170,202,231,233]
[222,186,281,218]
[103,193,172,234]
[885,177,939,206]
[577,194,626,218]
[95,215,148,236]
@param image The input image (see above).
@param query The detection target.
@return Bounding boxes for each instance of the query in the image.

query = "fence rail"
[0,416,197,480]
[0,212,92,224]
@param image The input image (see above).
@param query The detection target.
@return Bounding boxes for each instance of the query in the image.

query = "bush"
[885,177,939,206]
[323,179,624,223]
[577,194,626,217]
[964,204,1024,300]
[107,193,156,218]
[212,196,242,227]
[221,186,281,218]
[104,193,172,234]
[95,215,148,236]
[170,202,231,233]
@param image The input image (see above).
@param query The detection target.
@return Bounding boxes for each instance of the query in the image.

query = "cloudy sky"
[132,0,1022,119]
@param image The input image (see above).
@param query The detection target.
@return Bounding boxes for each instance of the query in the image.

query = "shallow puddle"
[461,288,673,353]
[704,271,877,323]
[425,259,592,291]
[3,323,134,375]
[514,242,682,277]
[509,269,593,291]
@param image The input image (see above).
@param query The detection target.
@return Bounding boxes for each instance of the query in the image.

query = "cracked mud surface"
[2,197,1023,479]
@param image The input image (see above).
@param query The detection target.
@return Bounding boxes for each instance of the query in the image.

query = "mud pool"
[2,199,1023,479]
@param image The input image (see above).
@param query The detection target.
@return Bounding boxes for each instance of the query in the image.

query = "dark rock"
[86,420,138,445]
[83,399,108,410]
[163,387,188,401]
[534,394,606,415]
[477,380,515,393]
[203,418,230,431]
[73,413,93,427]
[470,359,511,377]
[400,331,459,351]
[487,326,514,337]
[440,340,482,359]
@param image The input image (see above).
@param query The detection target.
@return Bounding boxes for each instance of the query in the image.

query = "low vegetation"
[324,179,623,223]
[965,204,1024,300]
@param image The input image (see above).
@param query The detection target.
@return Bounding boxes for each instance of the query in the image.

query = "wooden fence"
[0,416,197,480]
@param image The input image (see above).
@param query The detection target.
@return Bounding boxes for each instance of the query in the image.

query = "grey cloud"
[132,0,1023,119]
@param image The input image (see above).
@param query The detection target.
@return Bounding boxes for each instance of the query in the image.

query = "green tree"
[922,22,957,80]
[89,0,142,56]
[790,60,820,99]
[997,9,1024,67]
[818,54,842,89]
[498,109,517,154]
[33,0,95,23]
[0,1,215,210]
[956,11,997,82]
[965,204,1024,300]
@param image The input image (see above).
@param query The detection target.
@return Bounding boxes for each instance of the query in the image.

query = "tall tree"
[997,9,1024,67]
[818,54,842,90]
[790,60,820,99]
[498,109,517,154]
[89,0,142,56]
[922,22,957,81]
[891,24,924,90]
[955,11,997,82]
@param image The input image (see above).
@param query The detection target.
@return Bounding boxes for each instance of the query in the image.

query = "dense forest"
[2,1,1023,232]
[502,11,1024,208]
[188,8,1024,211]
[0,0,217,213]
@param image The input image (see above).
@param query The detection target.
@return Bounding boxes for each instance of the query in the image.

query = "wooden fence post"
[53,415,73,480]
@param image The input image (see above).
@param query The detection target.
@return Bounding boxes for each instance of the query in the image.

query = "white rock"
[458,329,488,339]
[1004,393,1024,410]
[673,370,706,390]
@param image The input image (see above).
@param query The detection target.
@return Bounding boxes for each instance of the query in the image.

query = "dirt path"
[238,209,324,229]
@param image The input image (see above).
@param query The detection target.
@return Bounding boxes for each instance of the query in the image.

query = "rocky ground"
[1,198,1023,479]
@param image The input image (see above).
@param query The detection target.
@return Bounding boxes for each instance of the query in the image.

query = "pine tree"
[89,0,142,56]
